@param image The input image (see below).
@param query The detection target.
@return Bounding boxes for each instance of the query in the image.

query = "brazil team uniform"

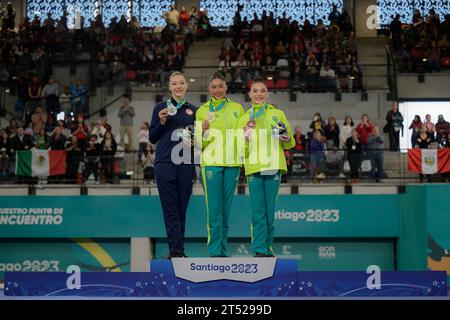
[238,103,295,256]
[195,97,245,257]
[149,98,197,257]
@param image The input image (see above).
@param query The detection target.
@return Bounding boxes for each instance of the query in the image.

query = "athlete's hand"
[159,108,169,125]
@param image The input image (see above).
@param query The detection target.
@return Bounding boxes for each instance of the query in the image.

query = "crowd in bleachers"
[0,3,211,120]
[0,95,155,184]
[284,112,385,182]
[390,9,450,72]
[219,4,362,93]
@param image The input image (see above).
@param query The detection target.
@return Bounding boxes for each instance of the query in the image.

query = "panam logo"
[424,155,435,165]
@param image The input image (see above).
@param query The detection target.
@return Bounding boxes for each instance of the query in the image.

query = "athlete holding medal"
[149,72,197,258]
[195,72,245,257]
[239,78,295,257]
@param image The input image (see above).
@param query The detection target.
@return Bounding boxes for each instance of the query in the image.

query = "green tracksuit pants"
[247,171,281,255]
[201,166,240,257]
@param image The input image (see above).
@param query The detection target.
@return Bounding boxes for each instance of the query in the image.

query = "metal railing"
[1,148,448,187]
[387,45,398,100]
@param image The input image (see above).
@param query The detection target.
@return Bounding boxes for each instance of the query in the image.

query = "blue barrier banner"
[5,268,446,297]
[4,272,153,297]
[0,195,399,238]
[297,271,447,297]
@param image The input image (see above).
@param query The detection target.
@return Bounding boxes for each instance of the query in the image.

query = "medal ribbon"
[167,98,187,110]
[209,98,226,113]
[250,103,268,121]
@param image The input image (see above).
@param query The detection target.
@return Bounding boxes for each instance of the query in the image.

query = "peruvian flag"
[408,148,450,174]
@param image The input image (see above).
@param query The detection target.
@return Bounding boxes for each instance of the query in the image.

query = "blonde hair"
[169,71,186,81]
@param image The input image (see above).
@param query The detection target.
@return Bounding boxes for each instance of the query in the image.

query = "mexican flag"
[408,148,450,174]
[16,150,67,177]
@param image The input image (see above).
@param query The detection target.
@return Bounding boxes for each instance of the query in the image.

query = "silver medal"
[168,105,177,116]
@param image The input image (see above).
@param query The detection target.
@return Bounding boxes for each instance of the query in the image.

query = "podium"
[3,258,447,297]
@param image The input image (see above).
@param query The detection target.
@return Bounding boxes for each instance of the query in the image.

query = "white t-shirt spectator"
[320,67,336,78]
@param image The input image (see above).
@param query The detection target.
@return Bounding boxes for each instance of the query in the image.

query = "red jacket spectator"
[356,115,374,144]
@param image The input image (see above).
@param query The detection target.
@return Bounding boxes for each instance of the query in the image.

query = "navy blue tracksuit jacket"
[149,98,197,255]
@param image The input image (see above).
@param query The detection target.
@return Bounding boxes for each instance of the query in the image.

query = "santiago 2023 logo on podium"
[171,258,277,283]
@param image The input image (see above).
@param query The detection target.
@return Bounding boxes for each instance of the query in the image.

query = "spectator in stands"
[70,79,87,117]
[142,143,155,184]
[324,141,345,178]
[424,114,436,142]
[59,86,71,115]
[292,126,307,153]
[100,131,117,184]
[189,7,199,35]
[1,2,16,32]
[339,115,354,150]
[416,125,432,149]
[31,106,46,135]
[53,119,71,138]
[137,122,149,163]
[56,10,68,32]
[328,4,341,26]
[319,63,338,92]
[12,127,33,151]
[34,127,48,150]
[6,118,19,139]
[409,115,423,148]
[306,51,319,71]
[84,134,101,183]
[385,102,404,151]
[367,126,385,182]
[28,75,42,112]
[324,117,340,147]
[179,6,190,29]
[24,122,34,136]
[41,77,59,114]
[117,95,135,151]
[164,4,180,31]
[90,120,106,144]
[309,130,326,179]
[309,113,326,138]
[390,14,403,51]
[346,128,362,181]
[66,136,83,184]
[0,130,11,183]
[416,125,432,183]
[49,126,67,150]
[44,114,56,136]
[356,113,373,158]
[436,114,450,145]
[72,115,89,151]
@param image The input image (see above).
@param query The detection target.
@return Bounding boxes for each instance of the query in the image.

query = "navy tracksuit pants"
[155,162,195,254]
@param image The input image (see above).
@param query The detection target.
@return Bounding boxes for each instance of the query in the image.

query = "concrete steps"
[357,37,389,91]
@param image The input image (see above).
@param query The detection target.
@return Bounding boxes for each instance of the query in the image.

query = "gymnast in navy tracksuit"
[149,72,197,258]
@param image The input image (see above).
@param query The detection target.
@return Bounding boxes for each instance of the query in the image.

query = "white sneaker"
[316,173,326,179]
[339,173,346,178]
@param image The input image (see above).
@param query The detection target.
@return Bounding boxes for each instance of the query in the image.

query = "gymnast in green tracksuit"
[195,72,245,257]
[238,79,295,257]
